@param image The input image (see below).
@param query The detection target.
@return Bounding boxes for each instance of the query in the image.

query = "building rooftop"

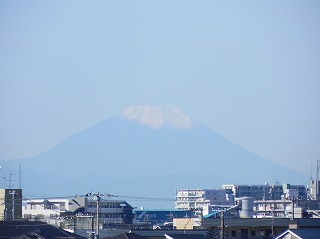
[275,228,320,239]
[203,218,320,228]
[0,220,86,238]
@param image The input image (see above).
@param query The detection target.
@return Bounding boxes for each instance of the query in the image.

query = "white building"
[223,183,307,200]
[22,196,134,228]
[175,189,234,216]
[253,199,304,218]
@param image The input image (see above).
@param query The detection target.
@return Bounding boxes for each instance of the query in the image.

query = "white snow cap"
[120,105,195,129]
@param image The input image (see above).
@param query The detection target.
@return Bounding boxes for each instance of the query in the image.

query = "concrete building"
[175,189,234,215]
[0,189,22,221]
[309,179,320,200]
[22,196,134,229]
[253,199,304,218]
[223,183,307,201]
[203,218,320,239]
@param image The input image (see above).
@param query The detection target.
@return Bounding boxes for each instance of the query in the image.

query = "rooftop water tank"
[239,197,254,218]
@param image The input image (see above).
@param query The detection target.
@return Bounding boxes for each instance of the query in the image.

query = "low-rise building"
[22,196,134,229]
[133,209,193,227]
[203,218,320,239]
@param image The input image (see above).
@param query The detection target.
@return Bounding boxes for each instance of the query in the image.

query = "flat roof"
[203,218,320,228]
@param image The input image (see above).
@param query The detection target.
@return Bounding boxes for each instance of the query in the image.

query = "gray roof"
[204,218,291,227]
[276,229,320,239]
[130,229,208,238]
[165,233,206,239]
[104,232,148,239]
[204,218,320,228]
[0,221,86,239]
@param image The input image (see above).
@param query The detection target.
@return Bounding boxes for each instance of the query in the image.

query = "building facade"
[175,189,234,216]
[22,197,134,227]
[133,209,193,227]
[309,180,320,200]
[253,199,304,218]
[0,189,22,221]
[223,183,307,201]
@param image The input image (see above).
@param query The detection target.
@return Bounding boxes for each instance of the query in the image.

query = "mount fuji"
[0,105,308,208]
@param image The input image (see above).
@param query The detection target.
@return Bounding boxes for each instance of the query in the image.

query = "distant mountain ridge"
[0,105,308,208]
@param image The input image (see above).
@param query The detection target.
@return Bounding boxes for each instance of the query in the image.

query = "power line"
[23,193,175,202]
[115,194,175,201]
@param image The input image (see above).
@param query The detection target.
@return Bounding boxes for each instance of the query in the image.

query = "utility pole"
[199,208,203,228]
[220,211,224,239]
[9,190,16,220]
[219,204,240,239]
[91,215,95,239]
[271,212,274,239]
[19,163,21,189]
[7,173,14,189]
[73,215,76,233]
[96,193,101,239]
[317,160,319,200]
[2,176,6,188]
[291,198,295,221]
[85,192,115,239]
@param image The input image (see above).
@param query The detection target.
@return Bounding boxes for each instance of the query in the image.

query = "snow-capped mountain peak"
[119,105,195,129]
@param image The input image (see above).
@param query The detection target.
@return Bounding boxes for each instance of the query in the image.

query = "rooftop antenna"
[2,176,5,188]
[310,160,313,181]
[317,160,319,182]
[317,160,319,200]
[19,163,21,189]
[7,173,14,189]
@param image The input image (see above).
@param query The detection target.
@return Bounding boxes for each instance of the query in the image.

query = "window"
[241,229,248,239]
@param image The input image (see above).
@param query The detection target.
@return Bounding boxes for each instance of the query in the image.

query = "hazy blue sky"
[1,1,320,177]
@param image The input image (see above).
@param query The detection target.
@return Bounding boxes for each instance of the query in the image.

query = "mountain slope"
[0,106,308,208]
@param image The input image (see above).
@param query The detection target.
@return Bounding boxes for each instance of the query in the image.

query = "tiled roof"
[0,221,86,239]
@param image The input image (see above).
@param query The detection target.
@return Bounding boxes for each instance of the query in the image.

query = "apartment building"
[175,189,234,215]
[253,199,304,218]
[223,183,307,200]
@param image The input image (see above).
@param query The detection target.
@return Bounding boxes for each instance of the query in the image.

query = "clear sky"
[1,1,320,177]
